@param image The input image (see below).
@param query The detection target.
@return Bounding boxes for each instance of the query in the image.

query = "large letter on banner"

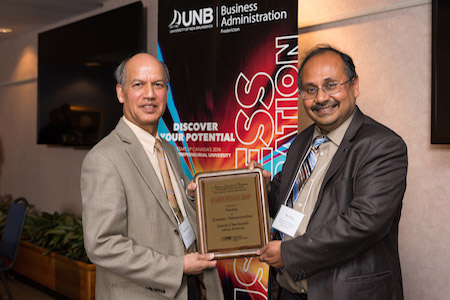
[158,1,298,298]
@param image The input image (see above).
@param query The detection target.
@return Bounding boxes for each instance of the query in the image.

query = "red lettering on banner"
[234,35,298,174]
[235,72,274,110]
[235,109,274,147]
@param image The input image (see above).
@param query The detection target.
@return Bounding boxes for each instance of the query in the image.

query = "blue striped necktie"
[287,136,330,208]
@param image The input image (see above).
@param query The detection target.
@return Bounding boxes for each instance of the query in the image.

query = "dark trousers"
[187,274,206,300]
[279,289,308,300]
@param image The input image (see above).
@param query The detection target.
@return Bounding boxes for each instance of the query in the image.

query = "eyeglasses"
[300,79,352,100]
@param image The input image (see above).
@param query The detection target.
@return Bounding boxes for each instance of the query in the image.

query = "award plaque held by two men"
[194,168,271,259]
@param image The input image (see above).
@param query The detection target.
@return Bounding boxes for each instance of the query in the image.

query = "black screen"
[37,1,146,147]
[432,0,450,144]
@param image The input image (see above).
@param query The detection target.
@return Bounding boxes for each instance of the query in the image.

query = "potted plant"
[23,211,89,262]
[0,199,95,300]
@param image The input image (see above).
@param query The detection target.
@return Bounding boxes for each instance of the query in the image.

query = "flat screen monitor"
[37,1,146,147]
[432,0,450,144]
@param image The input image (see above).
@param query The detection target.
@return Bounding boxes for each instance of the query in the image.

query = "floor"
[0,272,70,300]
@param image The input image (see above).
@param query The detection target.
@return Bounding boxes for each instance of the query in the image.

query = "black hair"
[298,44,358,88]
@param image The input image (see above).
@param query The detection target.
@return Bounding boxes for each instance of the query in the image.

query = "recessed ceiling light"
[0,28,12,33]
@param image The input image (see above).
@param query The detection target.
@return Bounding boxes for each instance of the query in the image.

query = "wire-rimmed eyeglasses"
[300,79,352,100]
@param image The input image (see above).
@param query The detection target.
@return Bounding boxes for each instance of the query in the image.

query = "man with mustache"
[254,45,408,300]
[81,53,224,300]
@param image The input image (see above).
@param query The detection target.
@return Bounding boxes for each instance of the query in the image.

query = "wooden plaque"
[194,168,270,259]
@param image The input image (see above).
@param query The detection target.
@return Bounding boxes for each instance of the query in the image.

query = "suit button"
[174,229,179,235]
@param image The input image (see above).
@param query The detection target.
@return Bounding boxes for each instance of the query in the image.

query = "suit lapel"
[323,107,364,184]
[311,107,365,219]
[115,120,178,226]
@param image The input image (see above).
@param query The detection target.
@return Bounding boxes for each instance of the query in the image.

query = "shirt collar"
[122,116,159,153]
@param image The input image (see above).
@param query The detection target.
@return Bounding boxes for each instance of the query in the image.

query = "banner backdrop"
[158,1,298,298]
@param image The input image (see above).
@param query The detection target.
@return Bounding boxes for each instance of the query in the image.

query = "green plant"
[0,199,89,263]
[23,211,90,263]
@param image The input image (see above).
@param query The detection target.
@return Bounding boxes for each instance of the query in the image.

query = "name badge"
[272,205,304,238]
[179,219,195,250]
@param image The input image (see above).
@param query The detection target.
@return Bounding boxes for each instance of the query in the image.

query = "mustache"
[311,100,339,111]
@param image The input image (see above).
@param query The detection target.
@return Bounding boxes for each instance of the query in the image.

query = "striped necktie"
[154,139,184,224]
[287,136,330,208]
[155,140,205,298]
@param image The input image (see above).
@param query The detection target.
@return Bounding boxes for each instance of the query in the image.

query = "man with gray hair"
[81,53,224,300]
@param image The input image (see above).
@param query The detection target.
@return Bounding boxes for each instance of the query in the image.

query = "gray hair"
[114,54,170,86]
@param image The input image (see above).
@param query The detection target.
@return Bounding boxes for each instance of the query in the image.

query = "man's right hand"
[248,160,271,185]
[184,252,217,275]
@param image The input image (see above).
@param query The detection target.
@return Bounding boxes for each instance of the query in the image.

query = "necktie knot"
[287,135,330,209]
[154,139,163,151]
[312,136,330,150]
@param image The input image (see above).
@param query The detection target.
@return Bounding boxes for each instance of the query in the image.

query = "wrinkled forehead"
[125,55,166,81]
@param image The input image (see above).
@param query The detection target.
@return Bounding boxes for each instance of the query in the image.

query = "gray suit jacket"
[268,107,407,300]
[81,119,224,300]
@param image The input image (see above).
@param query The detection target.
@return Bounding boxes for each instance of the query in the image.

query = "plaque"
[194,168,270,259]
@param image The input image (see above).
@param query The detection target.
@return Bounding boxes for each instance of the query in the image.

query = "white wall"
[0,0,158,214]
[1,0,449,299]
[297,0,450,299]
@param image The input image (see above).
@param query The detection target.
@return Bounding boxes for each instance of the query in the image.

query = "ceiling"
[0,0,111,41]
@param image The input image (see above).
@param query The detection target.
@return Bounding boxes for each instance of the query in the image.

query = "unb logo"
[169,7,214,29]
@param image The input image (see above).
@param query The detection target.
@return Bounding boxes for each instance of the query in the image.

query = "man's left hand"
[256,241,284,268]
